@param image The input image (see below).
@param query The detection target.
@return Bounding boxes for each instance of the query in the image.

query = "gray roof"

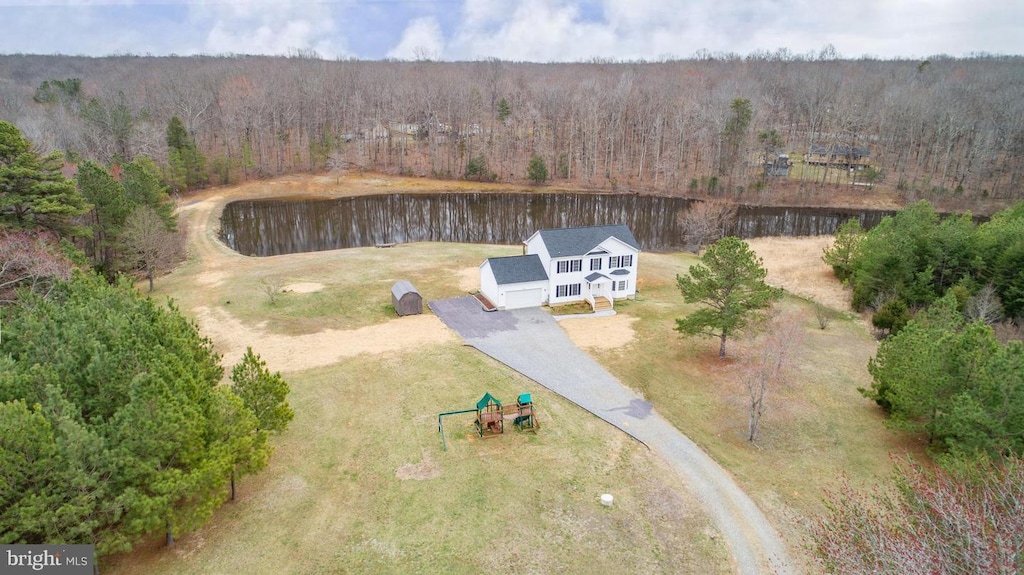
[487,254,548,285]
[610,269,630,276]
[538,225,640,257]
[585,272,609,282]
[391,280,420,298]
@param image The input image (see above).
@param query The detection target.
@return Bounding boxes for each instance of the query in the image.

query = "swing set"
[437,392,537,451]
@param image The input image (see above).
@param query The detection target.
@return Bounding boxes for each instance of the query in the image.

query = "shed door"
[504,288,542,310]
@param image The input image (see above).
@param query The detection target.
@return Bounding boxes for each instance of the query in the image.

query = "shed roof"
[537,224,640,257]
[486,254,548,285]
[391,280,420,299]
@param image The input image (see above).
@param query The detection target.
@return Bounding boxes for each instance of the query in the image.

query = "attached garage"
[504,287,544,310]
[479,255,549,310]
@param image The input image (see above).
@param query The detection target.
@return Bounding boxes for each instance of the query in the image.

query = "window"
[556,284,581,297]
[590,258,603,271]
[557,259,582,273]
[608,254,632,268]
[618,280,627,291]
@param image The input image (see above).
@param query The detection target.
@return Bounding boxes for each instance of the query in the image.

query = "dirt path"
[174,179,456,370]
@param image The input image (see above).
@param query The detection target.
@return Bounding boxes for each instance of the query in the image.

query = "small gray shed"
[391,280,423,316]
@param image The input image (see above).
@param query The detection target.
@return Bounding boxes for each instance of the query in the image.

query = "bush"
[871,298,910,336]
[812,456,1024,574]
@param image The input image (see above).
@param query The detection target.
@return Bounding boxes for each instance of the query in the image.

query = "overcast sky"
[0,0,1020,61]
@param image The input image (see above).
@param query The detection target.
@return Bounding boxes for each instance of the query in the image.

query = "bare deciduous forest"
[1,52,1022,203]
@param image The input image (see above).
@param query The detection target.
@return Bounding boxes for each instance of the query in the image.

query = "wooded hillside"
[1,53,1021,200]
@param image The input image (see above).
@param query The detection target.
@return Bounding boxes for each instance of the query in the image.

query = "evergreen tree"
[863,293,1024,457]
[497,97,511,122]
[676,236,783,358]
[76,160,130,274]
[165,116,207,191]
[231,347,294,434]
[0,121,89,235]
[976,202,1024,319]
[121,156,176,229]
[0,273,269,555]
[822,219,864,283]
[527,153,548,184]
[719,98,752,177]
[464,155,491,181]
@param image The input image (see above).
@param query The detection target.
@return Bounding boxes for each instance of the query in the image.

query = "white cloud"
[0,0,1019,61]
[189,0,348,57]
[445,0,1024,62]
[387,16,446,60]
[450,0,618,61]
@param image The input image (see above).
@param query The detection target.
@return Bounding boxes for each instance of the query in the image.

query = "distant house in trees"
[807,144,871,169]
[764,153,791,177]
[479,224,640,311]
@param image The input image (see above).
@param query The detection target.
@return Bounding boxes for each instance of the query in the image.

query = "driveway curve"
[429,296,794,575]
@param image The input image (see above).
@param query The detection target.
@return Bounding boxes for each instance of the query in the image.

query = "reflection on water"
[219,192,892,257]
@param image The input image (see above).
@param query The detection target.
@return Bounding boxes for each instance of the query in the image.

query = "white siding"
[524,232,550,263]
[548,257,587,305]
[520,228,640,307]
[504,287,545,309]
[478,261,500,305]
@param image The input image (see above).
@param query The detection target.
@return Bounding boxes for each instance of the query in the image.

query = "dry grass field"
[104,173,919,574]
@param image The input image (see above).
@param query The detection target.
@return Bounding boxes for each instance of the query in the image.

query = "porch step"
[592,297,612,311]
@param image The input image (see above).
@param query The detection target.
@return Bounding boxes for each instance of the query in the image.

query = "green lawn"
[105,342,729,575]
[107,195,912,573]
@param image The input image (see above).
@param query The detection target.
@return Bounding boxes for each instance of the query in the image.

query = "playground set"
[437,392,537,451]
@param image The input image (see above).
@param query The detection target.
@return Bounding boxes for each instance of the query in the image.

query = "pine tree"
[527,153,548,184]
[0,121,89,235]
[676,236,783,358]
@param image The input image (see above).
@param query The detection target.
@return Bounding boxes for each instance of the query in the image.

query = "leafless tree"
[1,54,1022,199]
[741,311,805,442]
[680,199,737,254]
[813,301,832,330]
[0,229,74,303]
[120,205,186,292]
[258,277,285,304]
[965,284,1004,325]
[813,457,1024,574]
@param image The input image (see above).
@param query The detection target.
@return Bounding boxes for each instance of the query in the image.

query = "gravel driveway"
[429,296,794,575]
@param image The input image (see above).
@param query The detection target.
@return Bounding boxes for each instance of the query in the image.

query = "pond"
[219,192,894,257]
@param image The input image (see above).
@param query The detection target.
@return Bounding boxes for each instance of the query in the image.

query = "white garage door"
[504,288,543,310]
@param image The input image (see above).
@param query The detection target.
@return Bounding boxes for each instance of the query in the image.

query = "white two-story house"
[478,224,640,311]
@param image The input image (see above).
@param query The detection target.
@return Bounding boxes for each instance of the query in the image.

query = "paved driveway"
[429,296,794,575]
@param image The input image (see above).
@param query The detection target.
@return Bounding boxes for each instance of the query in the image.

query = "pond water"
[219,192,894,257]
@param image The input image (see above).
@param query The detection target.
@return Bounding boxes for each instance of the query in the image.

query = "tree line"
[0,52,1022,200]
[674,204,1024,571]
[1,120,294,564]
[0,120,184,294]
[820,200,1024,458]
[0,274,293,558]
